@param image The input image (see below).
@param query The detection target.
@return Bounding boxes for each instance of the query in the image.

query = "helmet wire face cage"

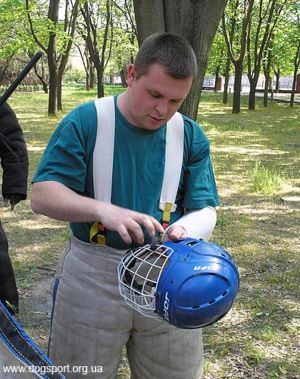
[118,244,173,318]
[118,238,240,329]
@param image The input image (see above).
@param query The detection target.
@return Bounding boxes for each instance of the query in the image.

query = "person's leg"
[127,311,204,379]
[0,220,18,314]
[49,236,132,379]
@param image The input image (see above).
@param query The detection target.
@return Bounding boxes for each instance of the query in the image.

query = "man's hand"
[31,181,164,245]
[98,202,164,245]
[163,225,187,241]
[4,194,23,211]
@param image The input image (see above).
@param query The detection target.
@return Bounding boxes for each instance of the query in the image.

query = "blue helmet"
[118,238,240,329]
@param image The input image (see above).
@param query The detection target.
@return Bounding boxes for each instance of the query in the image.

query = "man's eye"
[150,92,160,98]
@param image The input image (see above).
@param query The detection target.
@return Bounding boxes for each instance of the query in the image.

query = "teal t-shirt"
[32,96,219,249]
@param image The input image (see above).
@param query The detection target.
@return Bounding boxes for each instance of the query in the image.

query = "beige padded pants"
[48,235,204,379]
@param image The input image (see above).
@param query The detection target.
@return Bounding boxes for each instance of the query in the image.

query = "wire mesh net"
[118,244,173,317]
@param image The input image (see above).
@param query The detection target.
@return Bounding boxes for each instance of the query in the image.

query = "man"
[31,33,219,378]
[0,102,28,314]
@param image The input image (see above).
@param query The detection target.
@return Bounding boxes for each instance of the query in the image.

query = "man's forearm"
[31,181,102,222]
[31,180,164,245]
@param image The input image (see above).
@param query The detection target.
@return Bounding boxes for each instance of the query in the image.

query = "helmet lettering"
[163,292,170,321]
[194,265,214,271]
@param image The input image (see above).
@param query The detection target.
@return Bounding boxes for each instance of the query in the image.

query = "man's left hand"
[164,225,187,241]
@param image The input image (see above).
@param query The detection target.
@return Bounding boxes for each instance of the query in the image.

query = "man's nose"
[155,99,168,117]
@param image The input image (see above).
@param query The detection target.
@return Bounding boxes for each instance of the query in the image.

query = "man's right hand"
[97,202,164,245]
[31,181,164,245]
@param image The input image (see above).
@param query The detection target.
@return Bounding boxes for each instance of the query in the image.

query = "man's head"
[118,33,198,131]
[134,33,198,80]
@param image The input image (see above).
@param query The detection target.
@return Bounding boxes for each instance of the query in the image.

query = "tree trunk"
[33,64,48,94]
[120,69,127,87]
[180,0,228,118]
[232,61,243,114]
[263,74,270,107]
[85,52,90,91]
[133,0,167,45]
[263,38,273,107]
[290,40,300,107]
[214,66,220,92]
[47,58,58,115]
[47,0,60,115]
[290,78,296,107]
[89,65,95,89]
[96,68,104,98]
[42,82,48,94]
[274,69,280,93]
[57,71,63,112]
[222,57,231,104]
[248,81,256,110]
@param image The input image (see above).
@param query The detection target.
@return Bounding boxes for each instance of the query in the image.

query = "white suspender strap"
[159,112,184,213]
[93,96,115,203]
[92,98,184,241]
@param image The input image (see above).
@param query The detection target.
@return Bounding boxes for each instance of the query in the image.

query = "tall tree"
[26,0,79,114]
[221,0,239,104]
[111,0,137,87]
[290,39,300,107]
[222,0,254,114]
[57,0,79,111]
[286,1,300,107]
[133,0,228,120]
[246,0,287,110]
[80,0,112,98]
[206,30,227,92]
[262,33,273,107]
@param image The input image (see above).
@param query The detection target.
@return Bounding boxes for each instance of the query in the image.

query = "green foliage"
[206,28,228,76]
[0,0,30,58]
[269,1,300,76]
[63,68,86,85]
[251,162,284,195]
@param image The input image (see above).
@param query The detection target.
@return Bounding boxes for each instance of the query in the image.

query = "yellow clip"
[90,221,106,245]
[97,234,106,245]
[162,202,172,224]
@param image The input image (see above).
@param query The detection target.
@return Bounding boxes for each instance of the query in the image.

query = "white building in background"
[203,75,295,93]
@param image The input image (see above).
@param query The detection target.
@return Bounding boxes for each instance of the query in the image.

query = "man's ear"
[127,64,137,87]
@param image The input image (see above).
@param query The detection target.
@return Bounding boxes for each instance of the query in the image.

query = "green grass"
[251,161,285,195]
[3,87,300,379]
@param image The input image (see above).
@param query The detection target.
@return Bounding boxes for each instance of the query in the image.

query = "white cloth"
[164,206,217,241]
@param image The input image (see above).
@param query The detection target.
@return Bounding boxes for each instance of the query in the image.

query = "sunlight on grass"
[251,161,285,195]
[215,146,287,156]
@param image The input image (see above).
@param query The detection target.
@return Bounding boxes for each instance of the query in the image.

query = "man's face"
[124,63,193,130]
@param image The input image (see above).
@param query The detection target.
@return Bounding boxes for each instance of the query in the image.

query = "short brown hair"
[134,33,198,80]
